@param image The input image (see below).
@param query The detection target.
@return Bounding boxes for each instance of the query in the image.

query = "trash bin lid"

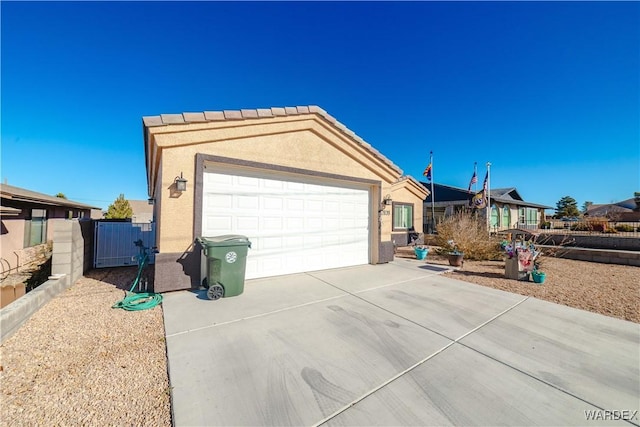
[198,235,251,247]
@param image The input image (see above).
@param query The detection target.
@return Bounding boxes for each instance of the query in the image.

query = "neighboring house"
[128,200,154,223]
[0,183,101,274]
[585,198,640,221]
[143,105,428,292]
[422,183,551,232]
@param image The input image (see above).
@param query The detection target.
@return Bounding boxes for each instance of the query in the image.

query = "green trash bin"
[197,235,252,300]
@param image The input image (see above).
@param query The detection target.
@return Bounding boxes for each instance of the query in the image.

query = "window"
[490,205,499,228]
[393,203,413,230]
[24,209,47,247]
[502,205,511,228]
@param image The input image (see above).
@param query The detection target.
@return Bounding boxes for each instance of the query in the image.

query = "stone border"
[538,245,640,266]
[0,275,71,344]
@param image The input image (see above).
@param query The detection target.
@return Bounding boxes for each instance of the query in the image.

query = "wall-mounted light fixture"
[383,194,392,205]
[147,197,155,205]
[174,173,188,192]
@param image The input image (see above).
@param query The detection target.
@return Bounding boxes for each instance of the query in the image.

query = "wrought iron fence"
[547,220,640,236]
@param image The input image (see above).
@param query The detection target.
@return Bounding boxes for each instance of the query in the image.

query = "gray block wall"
[539,234,640,251]
[52,220,93,283]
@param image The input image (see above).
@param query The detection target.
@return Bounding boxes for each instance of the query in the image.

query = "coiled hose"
[112,252,163,311]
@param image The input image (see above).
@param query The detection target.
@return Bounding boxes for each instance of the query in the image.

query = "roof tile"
[143,116,164,127]
[144,105,404,175]
[204,111,225,121]
[241,109,258,119]
[223,110,243,120]
[183,112,207,123]
[257,108,274,118]
[160,114,185,124]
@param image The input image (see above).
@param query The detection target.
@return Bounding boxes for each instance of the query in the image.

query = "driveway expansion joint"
[307,276,531,426]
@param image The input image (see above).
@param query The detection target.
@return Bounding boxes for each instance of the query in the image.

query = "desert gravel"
[423,254,640,323]
[0,268,171,426]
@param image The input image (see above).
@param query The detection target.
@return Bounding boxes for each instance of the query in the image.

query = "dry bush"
[434,211,502,260]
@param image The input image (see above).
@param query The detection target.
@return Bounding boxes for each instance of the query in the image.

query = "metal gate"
[94,221,156,268]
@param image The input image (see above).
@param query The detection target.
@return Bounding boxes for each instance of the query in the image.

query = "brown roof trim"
[142,105,403,176]
[0,205,21,216]
[0,184,100,210]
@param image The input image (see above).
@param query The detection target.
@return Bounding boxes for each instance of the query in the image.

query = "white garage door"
[202,170,370,279]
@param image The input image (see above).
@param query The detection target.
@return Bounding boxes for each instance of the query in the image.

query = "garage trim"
[194,153,383,266]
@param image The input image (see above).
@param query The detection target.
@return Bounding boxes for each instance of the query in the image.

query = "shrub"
[615,224,635,232]
[434,211,502,260]
[570,222,591,231]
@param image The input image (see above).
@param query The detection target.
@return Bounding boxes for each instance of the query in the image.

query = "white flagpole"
[486,162,491,234]
[430,151,435,232]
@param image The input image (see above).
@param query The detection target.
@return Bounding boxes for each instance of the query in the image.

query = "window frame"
[392,202,414,231]
[502,205,511,228]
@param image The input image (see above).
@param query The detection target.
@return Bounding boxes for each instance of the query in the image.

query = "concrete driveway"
[162,260,640,426]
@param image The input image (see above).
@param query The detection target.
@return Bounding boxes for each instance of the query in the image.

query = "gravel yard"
[1,253,637,426]
[0,268,171,426]
[408,252,640,323]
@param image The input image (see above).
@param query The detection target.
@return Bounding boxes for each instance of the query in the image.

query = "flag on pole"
[469,171,489,209]
[470,191,487,209]
[467,170,477,191]
[423,162,432,181]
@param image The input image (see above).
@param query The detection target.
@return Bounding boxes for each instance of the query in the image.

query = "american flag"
[467,171,477,191]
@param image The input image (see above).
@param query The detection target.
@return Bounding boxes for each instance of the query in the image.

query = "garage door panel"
[237,196,259,209]
[286,199,304,211]
[203,171,369,279]
[236,216,259,231]
[206,216,232,231]
[206,194,232,209]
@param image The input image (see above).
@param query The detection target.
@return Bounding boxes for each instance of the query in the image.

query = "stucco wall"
[154,128,406,253]
[390,185,425,234]
[1,218,26,272]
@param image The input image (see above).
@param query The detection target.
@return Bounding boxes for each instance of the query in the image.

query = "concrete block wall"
[0,275,71,343]
[539,234,640,251]
[52,220,93,284]
[539,245,640,267]
[1,220,94,344]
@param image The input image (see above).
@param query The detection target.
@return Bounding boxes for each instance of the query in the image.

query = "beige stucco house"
[143,106,428,292]
[422,183,551,232]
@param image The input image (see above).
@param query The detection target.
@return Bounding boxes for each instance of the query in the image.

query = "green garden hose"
[112,251,163,311]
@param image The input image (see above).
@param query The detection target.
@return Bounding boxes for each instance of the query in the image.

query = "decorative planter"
[447,253,464,267]
[505,257,531,281]
[532,271,546,284]
[414,247,428,260]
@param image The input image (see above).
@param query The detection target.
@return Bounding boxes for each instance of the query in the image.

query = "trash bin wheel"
[207,283,224,300]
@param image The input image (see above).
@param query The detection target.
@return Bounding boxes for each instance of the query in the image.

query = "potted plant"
[531,268,546,284]
[414,245,429,260]
[446,240,464,267]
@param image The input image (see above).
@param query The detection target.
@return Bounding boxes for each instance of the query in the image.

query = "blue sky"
[2,1,638,212]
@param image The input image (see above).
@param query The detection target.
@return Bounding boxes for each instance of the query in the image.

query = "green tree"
[581,201,593,213]
[105,194,133,219]
[55,192,67,199]
[634,192,640,212]
[555,196,580,218]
